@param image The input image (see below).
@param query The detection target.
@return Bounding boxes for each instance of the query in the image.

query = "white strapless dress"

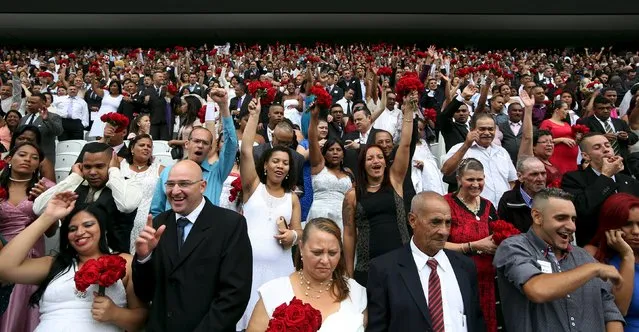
[258,276,367,332]
[35,262,128,332]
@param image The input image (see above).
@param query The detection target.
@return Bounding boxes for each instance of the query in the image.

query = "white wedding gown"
[35,262,127,332]
[258,276,367,332]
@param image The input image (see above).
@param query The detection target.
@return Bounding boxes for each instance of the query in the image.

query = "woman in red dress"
[539,100,579,175]
[444,158,499,332]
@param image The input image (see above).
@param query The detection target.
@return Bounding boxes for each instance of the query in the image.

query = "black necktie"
[26,113,36,125]
[347,101,351,115]
[176,217,190,250]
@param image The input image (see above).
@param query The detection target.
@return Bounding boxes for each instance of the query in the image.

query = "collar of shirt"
[595,115,614,128]
[199,159,213,172]
[410,237,450,274]
[510,121,522,126]
[591,167,616,182]
[525,228,573,260]
[359,127,372,142]
[519,185,533,208]
[176,197,206,225]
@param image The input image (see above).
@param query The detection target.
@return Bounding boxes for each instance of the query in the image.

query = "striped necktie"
[427,258,445,332]
[602,120,620,155]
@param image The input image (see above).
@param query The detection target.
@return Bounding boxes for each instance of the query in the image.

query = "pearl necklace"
[9,177,31,183]
[459,195,481,221]
[298,270,332,299]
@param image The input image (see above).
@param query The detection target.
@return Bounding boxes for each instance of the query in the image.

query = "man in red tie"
[366,191,486,332]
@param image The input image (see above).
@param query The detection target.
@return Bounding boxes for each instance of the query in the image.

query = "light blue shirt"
[150,116,238,217]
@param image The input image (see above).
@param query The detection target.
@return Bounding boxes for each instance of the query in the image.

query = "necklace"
[134,164,148,170]
[9,177,31,183]
[459,195,481,221]
[297,270,332,299]
[367,183,381,188]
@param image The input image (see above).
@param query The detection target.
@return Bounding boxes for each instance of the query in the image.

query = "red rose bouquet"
[423,108,437,124]
[547,178,562,188]
[266,297,322,332]
[490,220,521,246]
[377,66,393,77]
[228,177,242,203]
[395,72,424,105]
[198,105,207,124]
[308,85,332,109]
[74,255,127,297]
[100,112,129,133]
[247,81,277,105]
[571,124,590,140]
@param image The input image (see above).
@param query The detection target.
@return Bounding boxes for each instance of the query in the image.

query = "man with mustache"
[494,188,625,332]
[441,113,517,206]
[561,132,639,247]
[497,156,547,232]
[150,89,238,216]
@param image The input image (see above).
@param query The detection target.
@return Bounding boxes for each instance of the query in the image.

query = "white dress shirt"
[52,95,90,128]
[595,116,616,133]
[373,107,402,142]
[509,121,522,136]
[336,98,352,115]
[410,239,467,332]
[359,127,372,144]
[267,126,274,142]
[442,142,517,206]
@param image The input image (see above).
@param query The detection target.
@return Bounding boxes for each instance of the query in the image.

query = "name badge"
[537,260,552,274]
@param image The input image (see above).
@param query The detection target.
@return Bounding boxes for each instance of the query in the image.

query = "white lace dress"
[237,183,295,330]
[35,262,127,332]
[305,167,352,232]
[259,276,367,332]
[120,159,161,254]
[88,91,123,137]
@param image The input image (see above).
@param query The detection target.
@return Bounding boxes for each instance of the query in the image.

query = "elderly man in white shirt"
[440,113,517,206]
[373,91,402,144]
[52,85,90,140]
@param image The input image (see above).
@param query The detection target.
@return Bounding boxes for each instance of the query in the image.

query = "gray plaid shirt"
[493,229,624,332]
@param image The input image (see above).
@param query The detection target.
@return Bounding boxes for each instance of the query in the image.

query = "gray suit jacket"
[498,121,522,165]
[19,111,64,165]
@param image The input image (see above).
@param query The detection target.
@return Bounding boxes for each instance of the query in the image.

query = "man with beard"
[497,156,547,232]
[499,103,525,165]
[441,113,517,206]
[494,188,625,332]
[561,133,639,246]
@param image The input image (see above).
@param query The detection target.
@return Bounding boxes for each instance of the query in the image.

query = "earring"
[285,174,289,180]
[264,170,267,175]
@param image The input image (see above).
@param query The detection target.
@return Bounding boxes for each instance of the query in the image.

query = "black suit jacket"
[437,99,469,152]
[327,85,344,104]
[185,83,207,99]
[132,199,252,332]
[367,245,486,332]
[497,183,533,233]
[498,121,522,165]
[75,185,136,253]
[253,143,305,189]
[327,121,345,142]
[117,92,146,123]
[337,78,363,101]
[144,85,168,125]
[342,127,381,179]
[84,87,103,112]
[578,116,639,160]
[561,166,639,246]
[230,94,252,122]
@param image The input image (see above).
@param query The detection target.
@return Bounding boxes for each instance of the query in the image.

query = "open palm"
[44,191,78,221]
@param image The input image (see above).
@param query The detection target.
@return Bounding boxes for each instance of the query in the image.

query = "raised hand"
[135,214,166,260]
[43,191,78,222]
[248,98,261,117]
[209,88,228,106]
[519,89,535,108]
[605,229,633,257]
[461,84,478,99]
[28,179,48,200]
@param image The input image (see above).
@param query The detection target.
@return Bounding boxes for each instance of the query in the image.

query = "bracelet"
[404,119,414,123]
[291,230,299,244]
[468,242,473,254]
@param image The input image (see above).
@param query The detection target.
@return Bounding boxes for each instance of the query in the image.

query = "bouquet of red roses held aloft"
[100,112,130,133]
[247,80,277,105]
[74,254,127,297]
[266,297,323,332]
[395,72,424,109]
[489,220,521,246]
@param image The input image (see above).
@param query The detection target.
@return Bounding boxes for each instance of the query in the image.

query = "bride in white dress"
[0,192,148,331]
[305,103,353,232]
[247,218,367,332]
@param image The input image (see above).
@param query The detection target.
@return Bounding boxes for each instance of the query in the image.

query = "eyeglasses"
[164,180,202,189]
[189,138,211,147]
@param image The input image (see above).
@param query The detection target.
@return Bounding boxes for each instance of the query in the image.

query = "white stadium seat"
[153,140,171,155]
[55,168,71,183]
[57,140,87,154]
[55,153,80,170]
[153,153,176,167]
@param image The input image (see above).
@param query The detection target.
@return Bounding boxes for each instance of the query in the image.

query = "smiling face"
[300,227,341,282]
[532,197,577,251]
[374,131,394,157]
[9,144,41,176]
[317,120,329,139]
[5,111,21,128]
[264,150,290,185]
[166,161,206,215]
[457,169,485,198]
[534,134,554,160]
[474,117,496,147]
[67,211,102,255]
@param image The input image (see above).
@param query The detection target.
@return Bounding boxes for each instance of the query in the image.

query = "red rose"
[283,304,306,326]
[0,187,7,201]
[490,220,521,246]
[309,85,332,109]
[99,255,127,279]
[395,72,424,101]
[74,259,101,292]
[98,270,122,288]
[266,318,287,331]
[272,303,287,319]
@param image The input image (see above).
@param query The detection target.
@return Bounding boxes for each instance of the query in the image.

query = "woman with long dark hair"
[88,80,123,138]
[342,92,415,286]
[305,104,353,233]
[539,100,579,175]
[247,218,367,331]
[591,193,639,330]
[168,95,203,158]
[0,142,55,331]
[7,125,55,182]
[0,110,22,152]
[0,192,147,331]
[237,98,303,331]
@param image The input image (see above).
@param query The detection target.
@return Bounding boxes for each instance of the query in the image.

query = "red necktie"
[427,259,445,332]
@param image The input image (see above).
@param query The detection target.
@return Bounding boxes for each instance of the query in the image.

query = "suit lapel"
[162,213,180,269]
[171,202,213,273]
[446,250,472,316]
[589,116,606,133]
[398,245,432,324]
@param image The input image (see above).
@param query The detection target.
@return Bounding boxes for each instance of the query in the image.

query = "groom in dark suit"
[367,191,485,332]
[498,103,524,165]
[20,93,63,165]
[561,133,639,246]
[133,160,252,332]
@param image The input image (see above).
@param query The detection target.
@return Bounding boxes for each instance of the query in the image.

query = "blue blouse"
[610,255,639,332]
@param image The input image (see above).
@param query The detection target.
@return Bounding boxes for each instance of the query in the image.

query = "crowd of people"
[0,42,637,332]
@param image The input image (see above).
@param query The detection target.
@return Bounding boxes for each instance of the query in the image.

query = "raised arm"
[441,131,478,176]
[0,192,77,284]
[308,104,326,174]
[389,94,416,190]
[240,99,262,202]
[369,81,389,124]
[92,79,105,98]
[517,89,535,158]
[210,88,239,180]
[342,189,357,277]
[474,75,492,114]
